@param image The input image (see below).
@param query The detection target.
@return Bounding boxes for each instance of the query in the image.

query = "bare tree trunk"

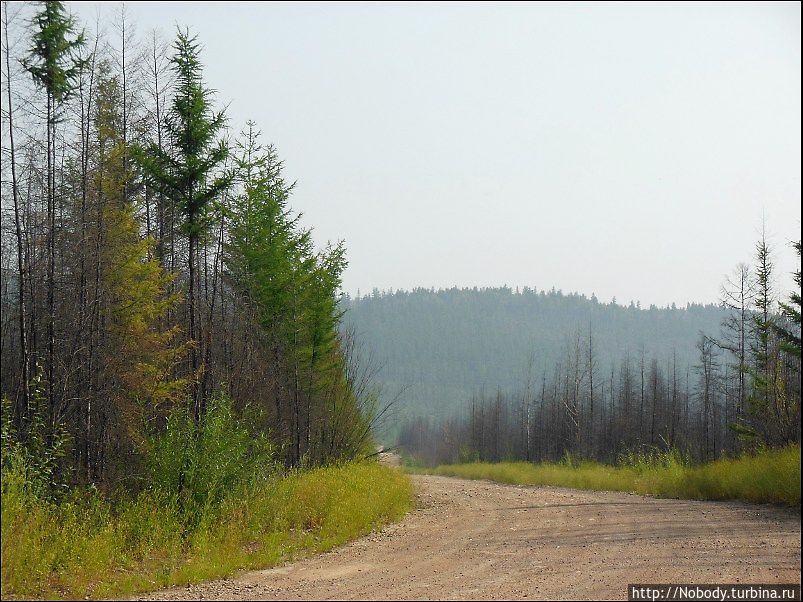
[46,88,56,432]
[587,326,596,458]
[76,39,97,479]
[189,232,200,423]
[3,2,30,425]
[201,213,224,402]
[639,350,645,446]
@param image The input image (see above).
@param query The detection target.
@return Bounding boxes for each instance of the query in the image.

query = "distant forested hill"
[342,287,726,425]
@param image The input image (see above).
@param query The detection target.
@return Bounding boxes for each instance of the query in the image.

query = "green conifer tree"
[133,28,233,423]
[775,241,801,359]
[23,0,87,432]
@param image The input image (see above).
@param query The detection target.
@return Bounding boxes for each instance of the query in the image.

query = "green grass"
[413,445,800,507]
[1,462,413,600]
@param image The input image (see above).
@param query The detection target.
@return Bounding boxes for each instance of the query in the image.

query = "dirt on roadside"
[139,474,801,601]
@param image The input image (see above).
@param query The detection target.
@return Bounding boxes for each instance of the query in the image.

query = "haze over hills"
[342,286,728,425]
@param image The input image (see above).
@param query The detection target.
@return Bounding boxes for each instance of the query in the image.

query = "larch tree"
[89,63,188,481]
[772,240,802,443]
[775,241,801,359]
[22,0,86,431]
[133,28,233,424]
[717,263,754,434]
[747,230,777,444]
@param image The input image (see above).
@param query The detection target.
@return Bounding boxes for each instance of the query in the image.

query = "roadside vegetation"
[411,444,800,506]
[2,414,412,600]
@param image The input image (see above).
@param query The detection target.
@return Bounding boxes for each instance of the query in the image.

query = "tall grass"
[1,396,412,600]
[1,461,412,600]
[415,445,800,506]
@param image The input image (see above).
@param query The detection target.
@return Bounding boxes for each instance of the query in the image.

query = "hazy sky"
[72,1,801,307]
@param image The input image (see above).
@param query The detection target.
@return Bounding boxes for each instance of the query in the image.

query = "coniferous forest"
[0,6,415,598]
[345,287,727,421]
[0,2,800,600]
[1,2,377,488]
[391,238,800,465]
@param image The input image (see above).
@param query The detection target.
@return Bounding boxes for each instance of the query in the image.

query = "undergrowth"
[1,396,413,600]
[413,445,800,506]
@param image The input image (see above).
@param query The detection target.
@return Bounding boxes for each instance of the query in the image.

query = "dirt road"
[142,475,801,600]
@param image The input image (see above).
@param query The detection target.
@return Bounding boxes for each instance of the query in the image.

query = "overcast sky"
[72,1,801,307]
